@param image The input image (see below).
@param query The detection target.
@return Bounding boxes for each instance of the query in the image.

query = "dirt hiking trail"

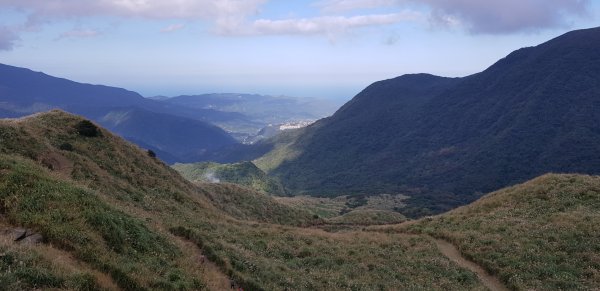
[434,239,509,291]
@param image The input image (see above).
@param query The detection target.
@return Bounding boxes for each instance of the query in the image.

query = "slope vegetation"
[0,110,488,290]
[100,108,237,163]
[404,174,600,290]
[172,161,286,195]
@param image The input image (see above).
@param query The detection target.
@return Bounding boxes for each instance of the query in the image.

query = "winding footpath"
[434,239,509,291]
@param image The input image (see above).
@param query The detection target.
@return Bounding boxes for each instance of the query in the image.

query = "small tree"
[59,142,74,151]
[75,120,101,137]
[147,149,156,158]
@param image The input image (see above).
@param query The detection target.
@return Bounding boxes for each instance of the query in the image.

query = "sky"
[0,0,598,100]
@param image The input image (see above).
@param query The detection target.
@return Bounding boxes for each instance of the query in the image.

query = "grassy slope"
[0,110,486,290]
[276,194,409,225]
[195,183,315,226]
[173,161,286,196]
[405,174,600,290]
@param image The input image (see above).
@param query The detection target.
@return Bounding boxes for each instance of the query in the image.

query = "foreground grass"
[0,239,100,290]
[171,224,485,290]
[0,111,489,290]
[0,155,204,290]
[406,174,600,290]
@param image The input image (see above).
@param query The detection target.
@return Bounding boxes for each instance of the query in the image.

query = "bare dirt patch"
[39,151,73,176]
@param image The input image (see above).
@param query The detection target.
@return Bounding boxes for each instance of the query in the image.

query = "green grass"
[0,154,201,290]
[327,209,407,225]
[172,225,485,290]
[0,249,104,290]
[406,174,600,290]
[0,110,496,290]
[276,194,409,225]
[195,183,318,226]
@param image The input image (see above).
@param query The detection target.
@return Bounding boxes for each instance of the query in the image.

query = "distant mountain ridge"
[165,93,338,123]
[162,93,340,143]
[0,64,339,162]
[252,26,600,216]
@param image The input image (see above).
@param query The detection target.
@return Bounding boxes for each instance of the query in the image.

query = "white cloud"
[56,28,101,40]
[248,12,420,36]
[160,24,185,33]
[0,26,19,50]
[422,0,590,34]
[315,0,398,13]
[0,0,268,32]
[0,0,589,47]
[0,0,422,40]
[313,0,591,34]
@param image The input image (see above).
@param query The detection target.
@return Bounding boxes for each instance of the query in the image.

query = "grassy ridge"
[406,174,600,290]
[0,110,489,290]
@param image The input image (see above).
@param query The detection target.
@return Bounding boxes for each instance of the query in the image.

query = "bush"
[75,120,100,137]
[147,150,156,158]
[59,143,74,151]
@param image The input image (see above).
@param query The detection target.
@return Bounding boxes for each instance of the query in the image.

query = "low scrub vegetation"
[406,174,600,290]
[0,111,491,290]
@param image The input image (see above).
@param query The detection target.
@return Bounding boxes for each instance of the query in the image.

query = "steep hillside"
[0,63,146,110]
[404,174,600,290]
[0,111,490,290]
[173,161,286,195]
[260,27,600,216]
[99,108,237,163]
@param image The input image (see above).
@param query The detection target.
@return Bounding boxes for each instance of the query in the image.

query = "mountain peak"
[257,26,600,216]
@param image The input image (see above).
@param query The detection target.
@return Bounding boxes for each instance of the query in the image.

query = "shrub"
[75,120,101,137]
[59,142,74,151]
[147,150,156,158]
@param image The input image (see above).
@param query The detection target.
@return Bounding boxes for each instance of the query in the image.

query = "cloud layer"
[249,12,420,36]
[319,0,591,34]
[56,28,101,40]
[0,0,592,51]
[316,0,397,13]
[0,0,267,32]
[423,0,590,34]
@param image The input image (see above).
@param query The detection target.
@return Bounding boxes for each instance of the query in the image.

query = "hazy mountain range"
[0,63,338,163]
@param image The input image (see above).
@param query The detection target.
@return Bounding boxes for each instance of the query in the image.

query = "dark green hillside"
[405,174,600,290]
[173,161,286,195]
[260,26,600,216]
[99,108,237,163]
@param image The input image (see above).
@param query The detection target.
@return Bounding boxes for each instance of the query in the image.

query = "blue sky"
[0,0,598,100]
